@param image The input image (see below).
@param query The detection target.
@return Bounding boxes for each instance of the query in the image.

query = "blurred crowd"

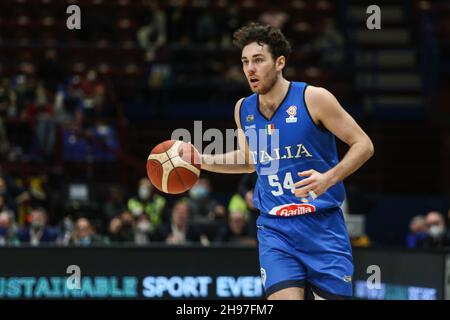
[2,159,450,249]
[0,0,346,248]
[0,168,258,247]
[0,0,345,163]
[0,61,120,164]
[136,0,346,91]
[1,0,447,250]
[134,0,343,57]
[406,210,450,249]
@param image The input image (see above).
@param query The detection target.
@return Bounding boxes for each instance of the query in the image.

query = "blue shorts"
[256,208,354,299]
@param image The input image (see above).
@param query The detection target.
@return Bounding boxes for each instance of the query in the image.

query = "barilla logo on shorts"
[272,204,316,216]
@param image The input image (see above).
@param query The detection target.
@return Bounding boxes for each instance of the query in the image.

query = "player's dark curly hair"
[233,22,292,61]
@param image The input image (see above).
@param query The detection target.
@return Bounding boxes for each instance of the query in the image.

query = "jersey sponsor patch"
[269,203,316,217]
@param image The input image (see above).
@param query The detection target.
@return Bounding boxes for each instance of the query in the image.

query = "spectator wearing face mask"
[17,207,60,246]
[69,217,104,246]
[406,215,428,249]
[423,211,450,249]
[188,177,226,224]
[187,177,227,240]
[127,178,166,231]
[0,210,19,246]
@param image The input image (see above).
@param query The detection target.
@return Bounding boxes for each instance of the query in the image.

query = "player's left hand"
[293,169,334,199]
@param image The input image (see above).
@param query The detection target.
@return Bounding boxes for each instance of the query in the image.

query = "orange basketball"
[146,140,201,194]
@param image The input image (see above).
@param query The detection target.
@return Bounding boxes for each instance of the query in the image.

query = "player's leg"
[267,287,304,300]
[260,250,306,300]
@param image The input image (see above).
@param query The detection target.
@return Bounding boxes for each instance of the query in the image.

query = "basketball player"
[201,22,374,300]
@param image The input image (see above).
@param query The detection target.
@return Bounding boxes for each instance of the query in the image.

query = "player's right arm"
[201,98,256,174]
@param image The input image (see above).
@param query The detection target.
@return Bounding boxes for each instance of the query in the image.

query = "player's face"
[241,42,283,94]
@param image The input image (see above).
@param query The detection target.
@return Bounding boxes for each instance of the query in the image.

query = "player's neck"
[259,78,290,110]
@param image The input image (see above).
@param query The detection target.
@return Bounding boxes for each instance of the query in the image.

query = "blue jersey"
[240,81,346,217]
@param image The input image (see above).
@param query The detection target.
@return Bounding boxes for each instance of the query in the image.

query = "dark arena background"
[0,0,449,301]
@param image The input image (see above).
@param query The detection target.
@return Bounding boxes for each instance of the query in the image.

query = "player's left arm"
[293,86,374,198]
